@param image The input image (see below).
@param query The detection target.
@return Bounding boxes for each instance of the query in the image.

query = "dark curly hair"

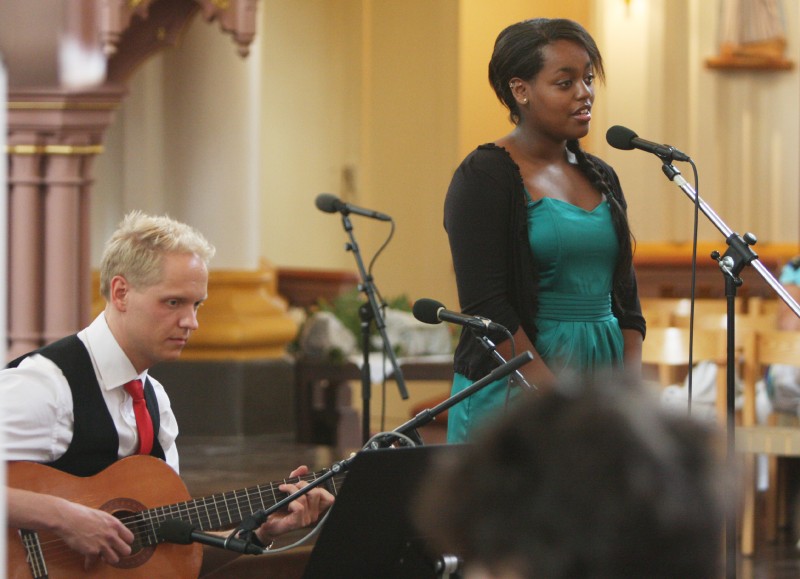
[415,375,727,578]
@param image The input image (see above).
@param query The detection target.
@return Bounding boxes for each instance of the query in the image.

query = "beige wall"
[93,14,264,269]
[259,0,363,274]
[93,0,800,312]
[592,0,800,245]
[358,0,460,308]
[457,0,592,157]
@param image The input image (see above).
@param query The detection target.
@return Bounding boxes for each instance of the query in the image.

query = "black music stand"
[302,445,464,579]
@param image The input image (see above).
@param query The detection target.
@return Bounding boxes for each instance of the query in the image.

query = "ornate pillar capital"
[105,0,260,83]
[6,86,126,146]
[195,0,259,57]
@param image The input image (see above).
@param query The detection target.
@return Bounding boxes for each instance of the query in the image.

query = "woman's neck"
[499,127,569,165]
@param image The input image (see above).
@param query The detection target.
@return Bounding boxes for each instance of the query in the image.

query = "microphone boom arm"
[234,351,534,535]
[474,333,534,391]
[662,163,800,318]
[391,351,534,436]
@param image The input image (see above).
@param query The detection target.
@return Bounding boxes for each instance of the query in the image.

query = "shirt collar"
[79,312,148,391]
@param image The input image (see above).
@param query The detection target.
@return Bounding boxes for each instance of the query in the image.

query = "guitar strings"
[119,471,343,537]
[25,473,344,560]
[22,471,347,567]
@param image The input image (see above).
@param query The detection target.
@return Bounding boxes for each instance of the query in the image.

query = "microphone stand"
[473,332,535,391]
[337,212,408,444]
[234,351,534,539]
[660,160,800,579]
[382,350,533,445]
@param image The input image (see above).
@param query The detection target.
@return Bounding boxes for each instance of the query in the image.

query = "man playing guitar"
[2,212,334,576]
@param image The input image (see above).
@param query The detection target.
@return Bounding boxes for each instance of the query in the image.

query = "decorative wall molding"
[103,0,259,83]
[195,0,259,57]
[98,0,258,57]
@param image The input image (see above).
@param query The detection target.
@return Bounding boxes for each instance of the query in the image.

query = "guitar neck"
[6,457,346,579]
[142,469,344,532]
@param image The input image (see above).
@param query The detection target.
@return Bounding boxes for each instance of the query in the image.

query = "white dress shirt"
[1,313,180,473]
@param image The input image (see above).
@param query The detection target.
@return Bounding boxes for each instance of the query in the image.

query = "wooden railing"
[633,241,799,299]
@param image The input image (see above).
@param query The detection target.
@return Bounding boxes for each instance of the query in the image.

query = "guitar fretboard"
[124,470,346,546]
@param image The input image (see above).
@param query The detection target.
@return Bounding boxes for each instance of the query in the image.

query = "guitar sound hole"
[112,509,145,554]
[100,497,156,569]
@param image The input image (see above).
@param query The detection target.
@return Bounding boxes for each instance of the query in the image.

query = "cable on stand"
[314,193,409,443]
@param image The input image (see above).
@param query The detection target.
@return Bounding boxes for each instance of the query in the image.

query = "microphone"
[606,125,690,162]
[157,519,265,555]
[315,193,392,222]
[412,298,506,334]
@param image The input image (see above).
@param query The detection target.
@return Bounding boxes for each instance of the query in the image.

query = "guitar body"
[7,456,203,579]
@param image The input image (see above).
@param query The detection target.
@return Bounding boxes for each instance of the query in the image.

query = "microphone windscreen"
[605,125,638,151]
[413,298,445,324]
[157,519,195,545]
[315,193,341,214]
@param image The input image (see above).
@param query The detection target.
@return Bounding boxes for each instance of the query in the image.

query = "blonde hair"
[99,211,216,300]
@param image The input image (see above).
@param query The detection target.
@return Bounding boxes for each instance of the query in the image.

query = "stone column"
[6,89,122,358]
[6,132,44,357]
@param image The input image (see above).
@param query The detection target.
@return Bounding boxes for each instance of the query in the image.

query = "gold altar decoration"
[92,261,299,361]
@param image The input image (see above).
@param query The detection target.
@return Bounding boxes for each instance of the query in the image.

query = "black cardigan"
[444,143,646,381]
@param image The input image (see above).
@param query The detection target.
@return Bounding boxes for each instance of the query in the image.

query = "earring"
[522,98,528,104]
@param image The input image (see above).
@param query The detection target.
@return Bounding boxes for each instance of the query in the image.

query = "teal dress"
[447,197,624,443]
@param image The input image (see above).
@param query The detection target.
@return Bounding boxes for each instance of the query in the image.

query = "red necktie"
[124,379,154,455]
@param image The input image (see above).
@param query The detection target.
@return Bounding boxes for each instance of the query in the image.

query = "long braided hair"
[567,139,635,307]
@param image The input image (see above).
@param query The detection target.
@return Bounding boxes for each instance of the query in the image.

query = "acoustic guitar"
[7,455,343,578]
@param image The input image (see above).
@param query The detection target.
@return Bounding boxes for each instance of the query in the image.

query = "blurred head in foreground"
[415,376,727,579]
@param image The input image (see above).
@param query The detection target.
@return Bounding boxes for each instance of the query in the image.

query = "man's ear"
[109,275,130,311]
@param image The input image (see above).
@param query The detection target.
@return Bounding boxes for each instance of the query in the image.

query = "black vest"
[7,335,166,476]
